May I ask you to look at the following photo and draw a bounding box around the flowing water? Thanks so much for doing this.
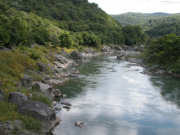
[52,54,180,135]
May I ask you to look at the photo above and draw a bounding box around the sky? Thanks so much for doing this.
[88,0,180,14]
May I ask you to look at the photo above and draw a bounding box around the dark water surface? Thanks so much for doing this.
[52,54,180,135]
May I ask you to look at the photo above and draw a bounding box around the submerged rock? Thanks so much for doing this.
[63,106,71,110]
[51,89,61,97]
[61,102,71,106]
[52,101,57,107]
[63,94,67,98]
[74,121,84,127]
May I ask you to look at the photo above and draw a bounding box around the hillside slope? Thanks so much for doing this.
[1,0,125,47]
[111,12,170,26]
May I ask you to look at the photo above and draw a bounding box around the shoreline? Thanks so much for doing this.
[0,45,122,134]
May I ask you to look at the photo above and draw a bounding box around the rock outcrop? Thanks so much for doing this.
[70,51,84,60]
[21,74,33,88]
[17,100,56,133]
[0,88,4,101]
[8,92,28,105]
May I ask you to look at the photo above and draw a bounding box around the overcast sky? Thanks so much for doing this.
[88,0,180,14]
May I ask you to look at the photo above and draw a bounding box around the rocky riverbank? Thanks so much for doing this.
[116,45,180,77]
[0,45,122,134]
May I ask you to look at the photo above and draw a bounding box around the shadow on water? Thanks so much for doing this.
[149,75,180,108]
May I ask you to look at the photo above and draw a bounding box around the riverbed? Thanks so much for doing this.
[52,54,180,135]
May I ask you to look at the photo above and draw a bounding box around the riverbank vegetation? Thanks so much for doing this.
[1,0,179,133]
[140,33,180,73]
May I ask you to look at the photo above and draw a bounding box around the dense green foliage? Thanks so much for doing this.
[0,0,127,48]
[122,25,147,45]
[111,12,171,26]
[141,34,180,73]
[141,15,180,31]
[146,21,180,37]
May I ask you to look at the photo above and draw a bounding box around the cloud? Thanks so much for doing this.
[161,1,180,4]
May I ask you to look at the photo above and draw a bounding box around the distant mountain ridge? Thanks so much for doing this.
[111,12,179,26]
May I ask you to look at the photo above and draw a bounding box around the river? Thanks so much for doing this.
[52,54,180,135]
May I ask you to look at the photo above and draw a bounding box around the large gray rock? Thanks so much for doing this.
[116,54,124,60]
[17,100,56,133]
[127,58,144,64]
[51,89,61,97]
[70,51,84,60]
[53,61,66,68]
[101,46,112,52]
[32,82,53,100]
[8,92,28,105]
[33,82,52,92]
[114,45,123,51]
[0,88,4,101]
[37,62,49,72]
[21,74,33,88]
[43,78,65,85]
[67,67,80,74]
[54,55,69,65]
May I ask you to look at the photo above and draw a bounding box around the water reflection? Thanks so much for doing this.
[149,76,180,108]
[52,54,180,135]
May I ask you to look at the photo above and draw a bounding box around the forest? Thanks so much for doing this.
[0,0,148,50]
[111,12,171,26]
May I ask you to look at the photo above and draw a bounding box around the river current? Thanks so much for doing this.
[52,54,180,135]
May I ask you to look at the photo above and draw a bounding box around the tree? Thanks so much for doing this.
[59,32,73,48]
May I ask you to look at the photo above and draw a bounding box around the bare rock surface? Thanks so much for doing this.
[8,92,28,105]
[21,74,33,88]
[17,100,56,133]
[0,88,4,101]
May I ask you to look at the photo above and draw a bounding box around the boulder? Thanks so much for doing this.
[0,88,4,101]
[54,55,69,65]
[101,46,112,52]
[8,92,28,105]
[63,106,71,110]
[21,74,33,88]
[54,106,61,111]
[52,101,57,107]
[63,94,67,98]
[43,78,65,85]
[116,54,124,60]
[70,74,78,77]
[67,68,80,74]
[53,61,66,68]
[61,102,71,106]
[155,70,166,74]
[167,70,172,74]
[52,89,61,97]
[149,65,159,70]
[74,121,84,127]
[114,46,123,51]
[17,100,56,133]
[33,82,52,92]
[70,51,84,60]
[127,58,144,64]
[37,62,49,72]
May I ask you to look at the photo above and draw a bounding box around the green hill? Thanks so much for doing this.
[0,0,126,49]
[141,14,180,31]
[111,12,170,26]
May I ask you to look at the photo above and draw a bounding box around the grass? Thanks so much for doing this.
[32,94,51,106]
[0,102,42,132]
[0,46,58,132]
